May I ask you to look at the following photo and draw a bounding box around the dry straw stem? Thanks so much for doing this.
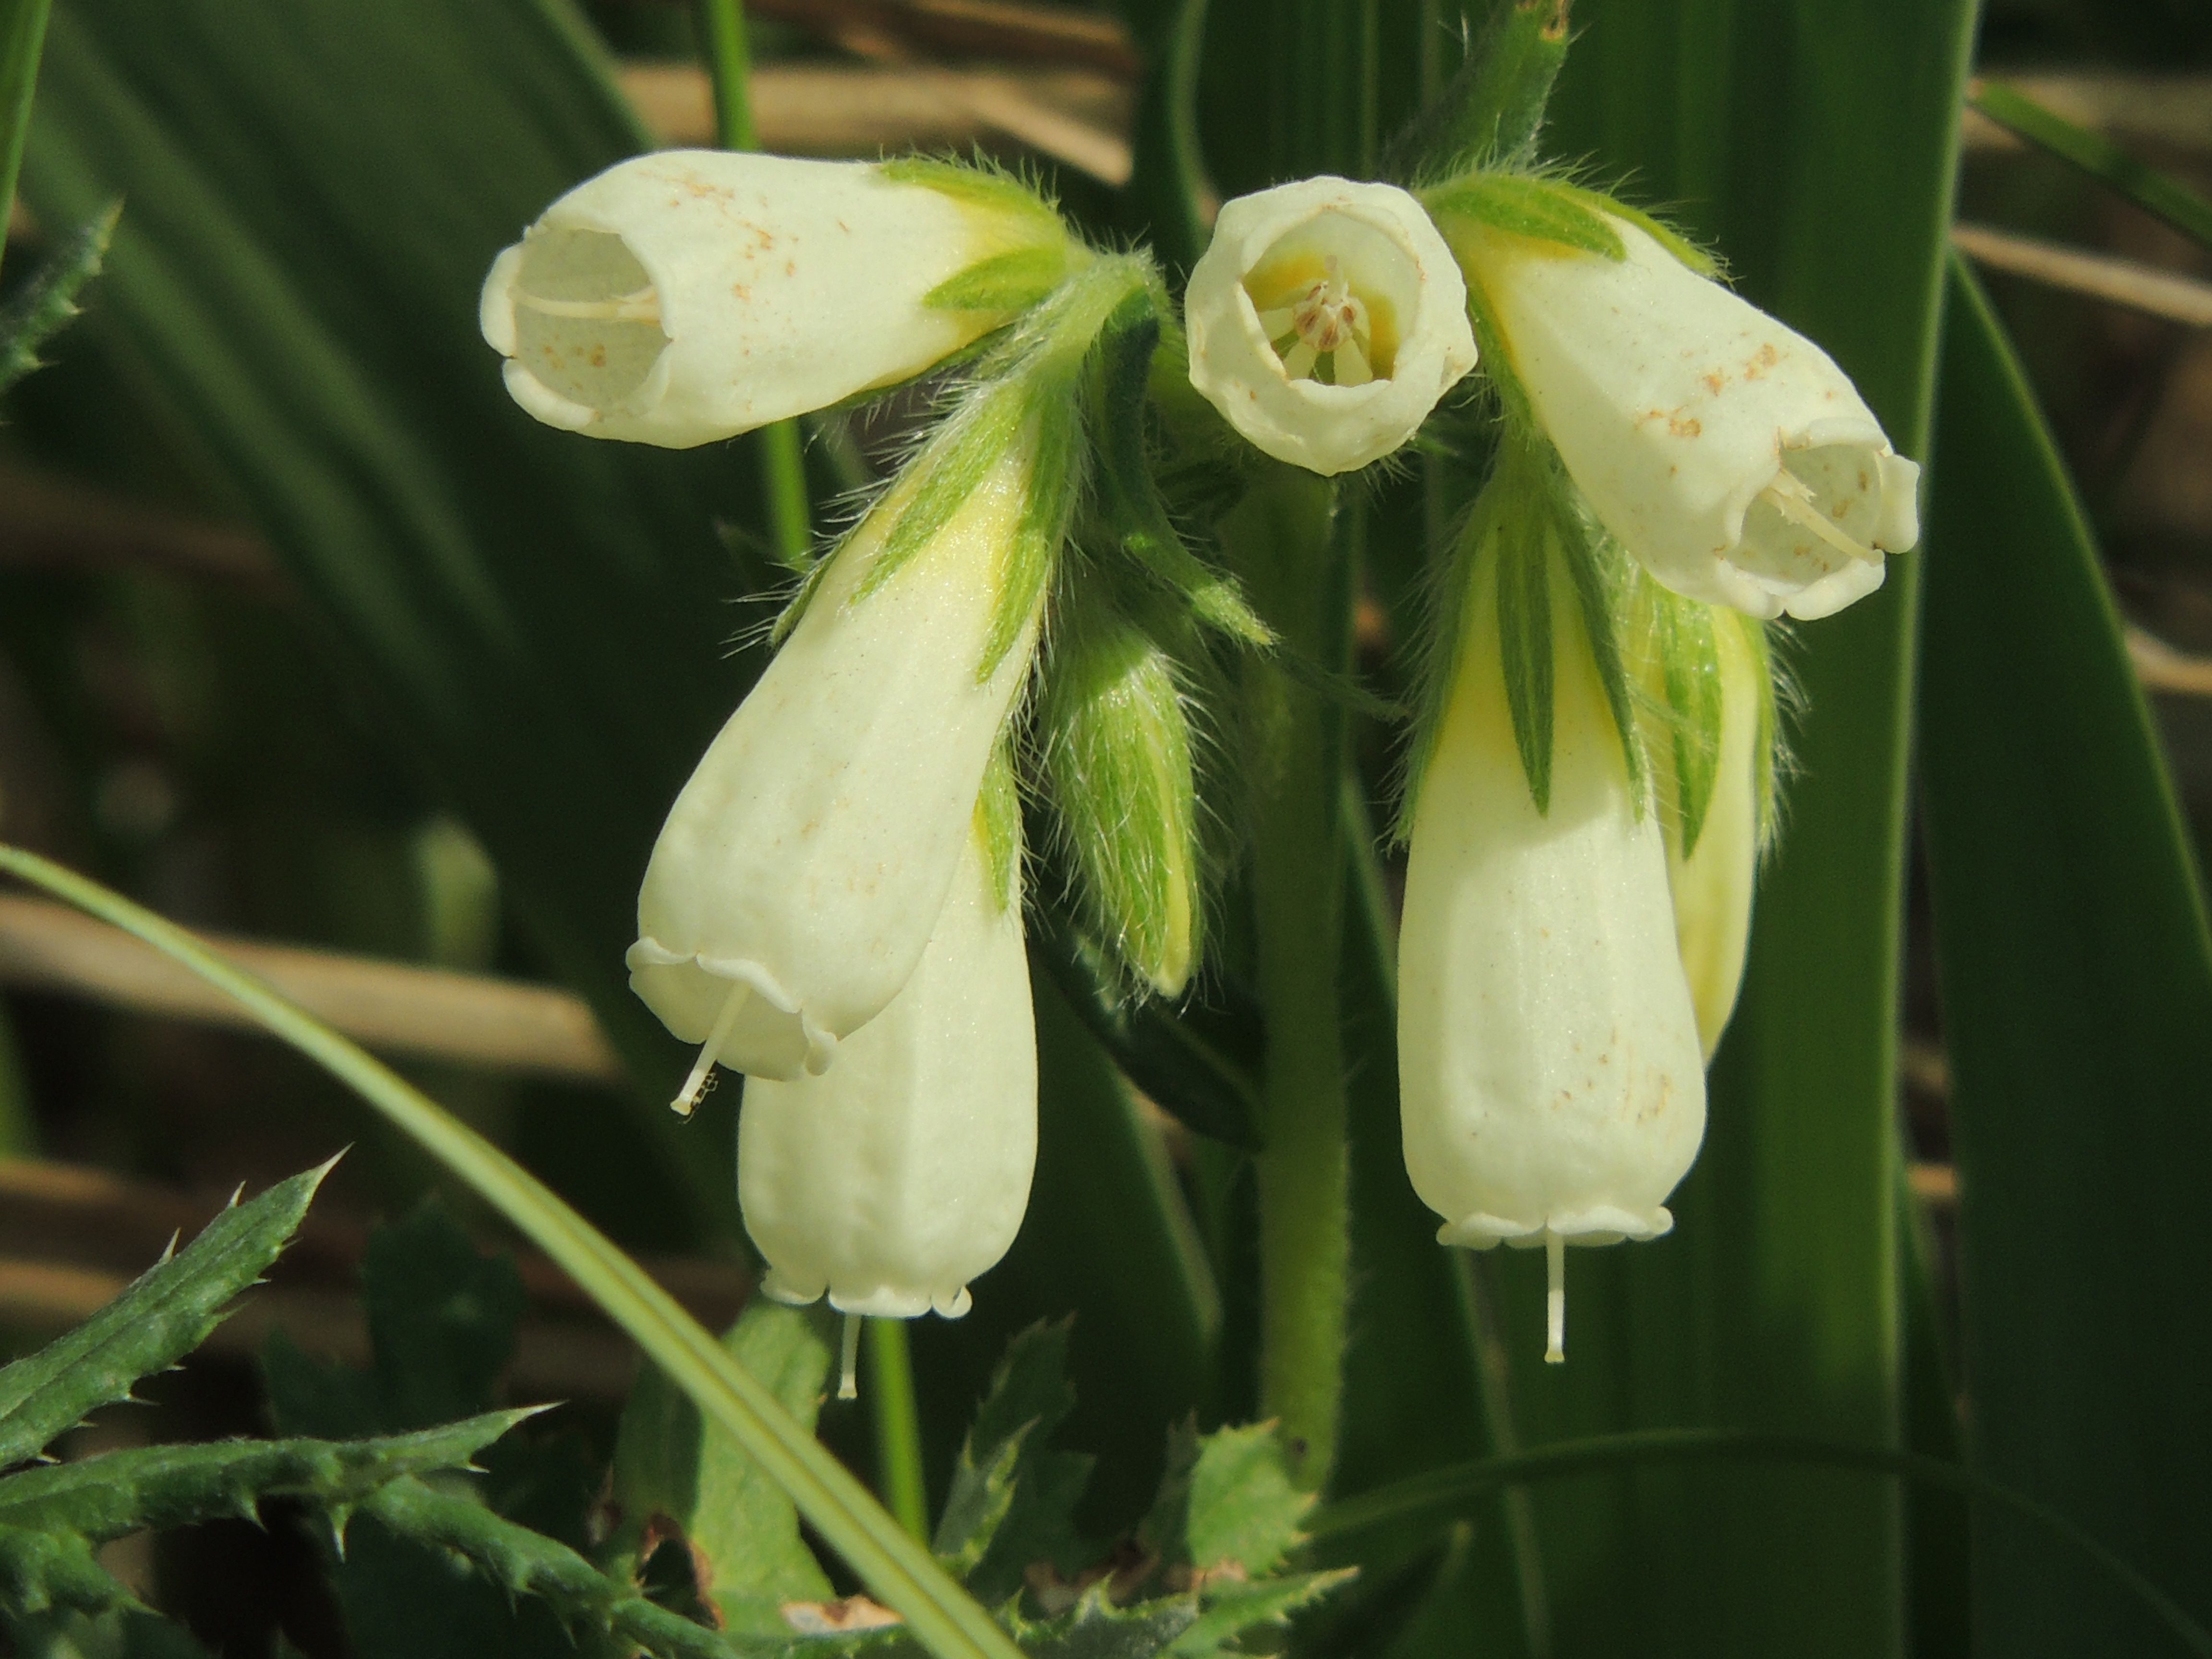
[1952,222,2212,329]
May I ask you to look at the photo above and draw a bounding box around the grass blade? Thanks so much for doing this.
[1971,80,2212,254]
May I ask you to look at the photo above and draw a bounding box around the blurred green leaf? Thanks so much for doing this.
[19,0,768,1241]
[0,1159,330,1467]
[0,0,51,282]
[1918,259,2212,1657]
[606,1298,838,1635]
[1971,80,2212,253]
[934,1320,1090,1600]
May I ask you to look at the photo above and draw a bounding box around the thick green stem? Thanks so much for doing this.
[695,0,811,569]
[867,1318,930,1542]
[1223,466,1354,1490]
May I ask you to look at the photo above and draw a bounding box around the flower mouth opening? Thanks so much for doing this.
[509,228,671,412]
[1242,211,1410,386]
[1737,441,1887,585]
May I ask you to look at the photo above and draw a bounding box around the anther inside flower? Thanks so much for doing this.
[1250,251,1399,387]
[1186,177,1475,475]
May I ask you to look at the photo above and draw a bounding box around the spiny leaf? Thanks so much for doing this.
[0,198,116,395]
[1166,1568,1354,1657]
[934,1321,1092,1602]
[0,1412,533,1540]
[1179,1425,1310,1579]
[0,1521,120,1619]
[604,1298,836,1636]
[0,1159,333,1468]
[1006,1584,1198,1659]
[360,1476,770,1659]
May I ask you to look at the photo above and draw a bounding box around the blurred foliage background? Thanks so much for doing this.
[3,0,2211,1655]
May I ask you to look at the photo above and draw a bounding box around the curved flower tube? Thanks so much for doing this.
[1185,177,1478,476]
[1398,541,1706,1359]
[737,824,1036,1319]
[481,151,1058,447]
[1450,212,1921,620]
[625,437,1042,1086]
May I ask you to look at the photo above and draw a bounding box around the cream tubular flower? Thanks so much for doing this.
[1185,177,1478,475]
[737,822,1036,1319]
[625,431,1042,1087]
[1453,213,1920,620]
[1398,535,1706,1362]
[481,151,1059,447]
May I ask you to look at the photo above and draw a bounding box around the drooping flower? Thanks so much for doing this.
[625,408,1047,1091]
[1437,203,1920,620]
[481,151,1069,447]
[1397,460,1706,1362]
[737,813,1036,1320]
[1185,177,1478,476]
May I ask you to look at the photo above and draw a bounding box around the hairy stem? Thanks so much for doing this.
[1223,466,1354,1490]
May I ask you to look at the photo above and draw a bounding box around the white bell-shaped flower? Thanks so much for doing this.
[625,438,1041,1086]
[1455,213,1921,620]
[1185,177,1478,476]
[481,151,1056,447]
[1398,543,1706,1361]
[738,823,1036,1319]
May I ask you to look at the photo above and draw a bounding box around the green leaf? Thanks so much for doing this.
[605,1298,837,1635]
[1010,1586,1198,1659]
[1970,80,2212,254]
[1180,1424,1309,1578]
[0,1412,531,1539]
[1494,503,1554,814]
[362,1202,527,1431]
[1167,1569,1353,1657]
[1918,260,2212,1655]
[0,197,113,394]
[360,1476,765,1659]
[0,1522,116,1619]
[0,1159,332,1468]
[934,1321,1091,1602]
[0,844,1027,1659]
[1421,174,1625,262]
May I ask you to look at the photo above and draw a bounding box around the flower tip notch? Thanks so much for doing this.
[1185,176,1478,475]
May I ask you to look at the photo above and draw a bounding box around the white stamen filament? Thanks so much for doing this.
[1760,466,1880,565]
[514,284,662,325]
[838,1312,863,1401]
[671,981,752,1117]
[1545,1231,1567,1365]
[1255,255,1375,387]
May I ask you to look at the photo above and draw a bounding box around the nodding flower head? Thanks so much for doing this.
[1185,177,1478,476]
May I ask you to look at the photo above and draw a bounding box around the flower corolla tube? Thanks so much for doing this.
[1398,534,1707,1363]
[481,151,1057,447]
[1451,213,1921,621]
[625,432,1043,1088]
[737,820,1037,1320]
[1185,177,1478,476]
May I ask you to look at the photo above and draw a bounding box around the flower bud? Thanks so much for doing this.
[1398,497,1705,1358]
[481,151,1065,447]
[625,411,1047,1086]
[1185,177,1478,476]
[1444,210,1920,620]
[738,821,1036,1319]
[1036,583,1205,999]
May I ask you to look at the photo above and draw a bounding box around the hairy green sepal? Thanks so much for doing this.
[1422,174,1624,261]
[926,245,1075,314]
[1383,0,1569,180]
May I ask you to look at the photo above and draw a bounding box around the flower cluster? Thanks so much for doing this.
[487,119,1912,1359]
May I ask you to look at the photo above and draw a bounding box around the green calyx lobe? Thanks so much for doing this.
[1401,437,1645,829]
[1382,0,1569,181]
